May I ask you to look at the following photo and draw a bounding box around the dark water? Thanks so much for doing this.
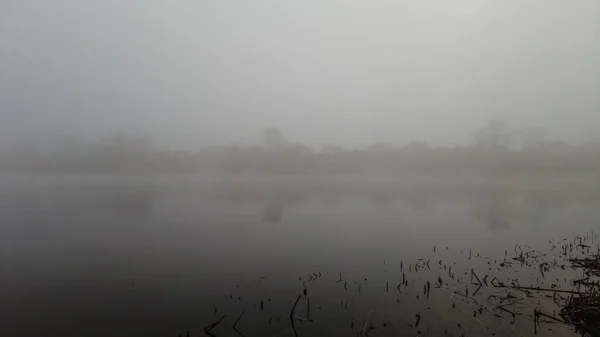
[1,175,599,336]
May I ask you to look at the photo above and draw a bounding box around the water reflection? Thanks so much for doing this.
[216,183,600,232]
[1,176,598,337]
[262,202,284,223]
[468,188,512,232]
[261,191,307,223]
[2,178,598,232]
[0,186,156,221]
[98,188,155,219]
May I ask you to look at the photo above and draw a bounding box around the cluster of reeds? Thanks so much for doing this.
[560,287,600,337]
[558,254,600,336]
[570,255,600,277]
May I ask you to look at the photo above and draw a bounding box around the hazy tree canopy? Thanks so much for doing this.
[263,127,286,150]
[98,133,155,156]
[473,120,514,151]
[514,127,547,149]
[321,144,346,154]
[404,141,428,151]
[1,122,600,175]
[368,143,394,153]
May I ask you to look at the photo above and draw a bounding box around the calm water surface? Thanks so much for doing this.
[1,175,599,336]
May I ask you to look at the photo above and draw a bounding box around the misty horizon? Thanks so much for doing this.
[2,0,600,150]
[3,120,600,155]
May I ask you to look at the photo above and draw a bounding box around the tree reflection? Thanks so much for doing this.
[260,191,307,224]
[262,201,284,223]
[469,188,511,232]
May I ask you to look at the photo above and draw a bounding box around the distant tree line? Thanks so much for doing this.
[1,121,600,175]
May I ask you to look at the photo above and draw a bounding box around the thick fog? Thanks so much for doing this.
[3,3,600,336]
[1,0,599,150]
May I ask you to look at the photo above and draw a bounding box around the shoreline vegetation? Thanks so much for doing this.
[2,121,600,175]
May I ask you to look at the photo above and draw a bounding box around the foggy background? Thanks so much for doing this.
[2,2,600,336]
[1,0,599,151]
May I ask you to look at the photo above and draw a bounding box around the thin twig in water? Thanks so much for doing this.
[537,310,565,324]
[534,309,538,335]
[493,284,582,294]
[471,269,483,286]
[473,284,483,296]
[496,305,516,324]
[289,293,302,337]
[204,314,227,336]
[294,316,314,322]
[233,311,245,337]
[414,314,421,327]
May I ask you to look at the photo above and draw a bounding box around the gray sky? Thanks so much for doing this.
[1,0,599,150]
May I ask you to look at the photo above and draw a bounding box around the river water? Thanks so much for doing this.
[1,175,598,336]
